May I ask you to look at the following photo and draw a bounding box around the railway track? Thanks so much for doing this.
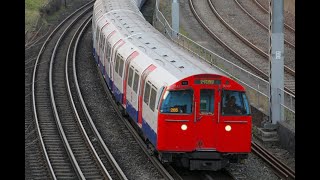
[189,0,295,95]
[31,1,128,179]
[252,141,295,179]
[32,3,94,178]
[235,0,295,49]
[208,0,295,72]
[253,0,295,33]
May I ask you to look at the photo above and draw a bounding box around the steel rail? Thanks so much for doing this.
[66,13,115,179]
[189,0,295,95]
[49,5,95,179]
[234,0,295,49]
[207,0,295,77]
[31,1,94,179]
[253,0,295,33]
[252,141,295,179]
[71,16,128,180]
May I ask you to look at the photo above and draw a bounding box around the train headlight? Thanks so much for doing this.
[225,125,231,132]
[181,124,187,131]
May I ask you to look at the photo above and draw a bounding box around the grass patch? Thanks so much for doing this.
[45,6,66,22]
[179,26,189,37]
[25,0,48,31]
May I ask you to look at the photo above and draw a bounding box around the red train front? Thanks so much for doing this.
[157,74,251,171]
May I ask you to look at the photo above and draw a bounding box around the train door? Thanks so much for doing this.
[104,31,116,86]
[110,39,125,90]
[126,67,140,122]
[97,24,107,59]
[123,51,139,107]
[193,85,221,150]
[138,64,157,127]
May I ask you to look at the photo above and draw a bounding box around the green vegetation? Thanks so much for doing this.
[25,0,48,31]
[179,26,189,37]
[159,0,172,25]
[252,125,258,136]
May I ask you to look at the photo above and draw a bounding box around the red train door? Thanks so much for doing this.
[193,86,220,150]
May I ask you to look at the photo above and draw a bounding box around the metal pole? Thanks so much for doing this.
[269,0,284,125]
[172,0,179,38]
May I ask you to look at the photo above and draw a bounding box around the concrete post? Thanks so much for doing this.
[172,0,179,38]
[269,0,284,125]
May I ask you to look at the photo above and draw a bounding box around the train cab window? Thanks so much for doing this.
[160,90,193,114]
[200,89,214,114]
[133,72,140,93]
[149,88,157,111]
[127,67,134,87]
[144,83,151,105]
[222,90,250,116]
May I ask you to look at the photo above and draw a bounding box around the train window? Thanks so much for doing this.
[104,40,109,62]
[127,67,134,87]
[221,90,250,116]
[103,35,106,47]
[144,83,151,105]
[115,55,120,73]
[200,89,214,114]
[160,90,193,114]
[119,58,124,78]
[107,44,111,62]
[102,36,106,58]
[149,88,157,111]
[96,27,100,42]
[133,72,139,93]
[99,33,104,48]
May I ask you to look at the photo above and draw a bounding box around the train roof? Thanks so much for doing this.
[94,0,226,81]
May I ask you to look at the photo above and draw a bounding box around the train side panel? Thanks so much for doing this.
[141,69,176,147]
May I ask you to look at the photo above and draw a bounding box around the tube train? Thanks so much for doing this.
[92,0,251,171]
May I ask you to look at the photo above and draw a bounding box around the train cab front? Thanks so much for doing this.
[157,74,252,171]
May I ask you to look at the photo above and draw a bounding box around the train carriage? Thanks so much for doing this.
[92,0,252,171]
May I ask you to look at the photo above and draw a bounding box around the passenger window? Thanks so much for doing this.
[115,55,120,73]
[133,72,139,93]
[107,45,111,62]
[96,27,100,42]
[105,43,108,61]
[99,33,104,48]
[200,89,214,114]
[119,58,124,78]
[102,37,105,51]
[127,67,134,87]
[149,88,157,111]
[144,83,151,105]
